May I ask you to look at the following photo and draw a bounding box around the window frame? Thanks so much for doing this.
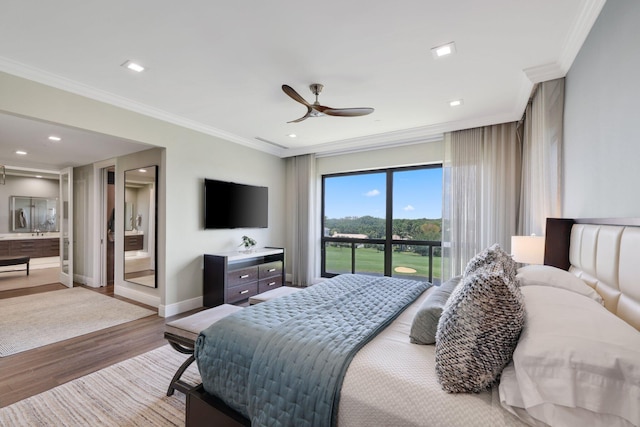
[320,164,442,281]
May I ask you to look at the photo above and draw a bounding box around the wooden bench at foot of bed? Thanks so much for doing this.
[0,256,30,275]
[164,304,243,396]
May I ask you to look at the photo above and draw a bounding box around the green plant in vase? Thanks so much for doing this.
[239,235,257,253]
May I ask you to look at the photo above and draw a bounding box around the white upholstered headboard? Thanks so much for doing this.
[567,223,640,331]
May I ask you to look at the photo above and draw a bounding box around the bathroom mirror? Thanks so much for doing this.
[123,165,157,288]
[11,196,59,232]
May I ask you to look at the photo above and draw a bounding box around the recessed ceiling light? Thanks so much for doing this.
[121,60,145,73]
[48,136,61,141]
[449,99,464,107]
[431,42,456,59]
[288,134,297,138]
[16,150,27,155]
[35,175,43,179]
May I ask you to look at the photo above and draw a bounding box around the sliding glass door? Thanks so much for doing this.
[321,165,443,284]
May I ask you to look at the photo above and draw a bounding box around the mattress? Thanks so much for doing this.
[337,286,526,427]
[195,274,430,426]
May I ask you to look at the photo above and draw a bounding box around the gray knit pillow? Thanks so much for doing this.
[409,276,461,345]
[435,269,524,393]
[463,243,517,279]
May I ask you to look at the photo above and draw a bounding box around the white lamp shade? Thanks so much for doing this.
[511,235,545,264]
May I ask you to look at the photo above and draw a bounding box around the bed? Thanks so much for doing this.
[190,218,640,427]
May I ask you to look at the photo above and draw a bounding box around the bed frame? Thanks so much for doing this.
[186,217,640,426]
[545,217,640,330]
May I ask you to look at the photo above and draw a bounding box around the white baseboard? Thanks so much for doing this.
[159,296,203,318]
[73,273,100,287]
[114,284,161,310]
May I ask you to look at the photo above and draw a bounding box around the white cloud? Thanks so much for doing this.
[403,205,415,211]
[365,189,380,197]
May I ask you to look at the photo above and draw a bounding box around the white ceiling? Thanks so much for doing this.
[0,0,605,171]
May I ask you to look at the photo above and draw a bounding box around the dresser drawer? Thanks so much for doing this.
[227,265,258,287]
[259,261,282,279]
[38,238,60,257]
[0,241,10,256]
[124,235,144,251]
[226,281,258,304]
[11,240,37,255]
[258,276,283,294]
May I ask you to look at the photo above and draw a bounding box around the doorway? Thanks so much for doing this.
[106,168,115,285]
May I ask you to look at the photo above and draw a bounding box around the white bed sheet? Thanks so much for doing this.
[338,286,527,427]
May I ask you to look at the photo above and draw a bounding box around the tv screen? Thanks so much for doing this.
[204,179,268,229]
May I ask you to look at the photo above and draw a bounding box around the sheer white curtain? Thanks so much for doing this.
[518,78,564,236]
[442,123,522,278]
[285,154,318,287]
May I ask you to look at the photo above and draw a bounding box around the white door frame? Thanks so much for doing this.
[59,167,73,287]
[93,159,116,287]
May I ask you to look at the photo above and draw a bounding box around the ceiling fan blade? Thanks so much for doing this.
[282,84,311,106]
[287,106,313,123]
[319,107,375,117]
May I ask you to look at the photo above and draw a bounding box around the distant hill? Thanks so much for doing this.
[325,216,441,241]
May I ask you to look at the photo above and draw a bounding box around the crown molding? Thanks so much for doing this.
[558,0,607,73]
[524,0,605,84]
[0,0,605,161]
[0,58,282,157]
[283,110,522,158]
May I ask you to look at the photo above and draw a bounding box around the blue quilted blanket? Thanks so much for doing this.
[194,274,429,427]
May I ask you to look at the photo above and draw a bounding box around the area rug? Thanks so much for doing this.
[0,267,61,292]
[0,287,155,357]
[0,345,201,426]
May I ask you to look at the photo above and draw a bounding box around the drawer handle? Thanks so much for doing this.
[239,274,250,279]
[268,268,276,272]
[268,282,276,286]
[240,289,249,295]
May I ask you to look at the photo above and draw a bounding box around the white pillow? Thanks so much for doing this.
[499,285,640,427]
[516,264,603,305]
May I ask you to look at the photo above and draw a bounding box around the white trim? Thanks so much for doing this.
[558,0,607,74]
[73,273,98,287]
[114,284,161,310]
[159,296,203,318]
[0,1,603,160]
[92,159,116,289]
[0,57,281,157]
[524,63,566,84]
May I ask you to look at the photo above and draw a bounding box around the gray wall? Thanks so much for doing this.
[563,0,640,217]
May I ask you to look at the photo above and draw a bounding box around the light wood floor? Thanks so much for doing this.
[0,282,199,408]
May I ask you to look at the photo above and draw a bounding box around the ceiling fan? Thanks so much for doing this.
[281,83,374,123]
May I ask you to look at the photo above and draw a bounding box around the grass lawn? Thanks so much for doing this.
[325,245,441,281]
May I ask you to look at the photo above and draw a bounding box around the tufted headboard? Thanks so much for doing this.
[545,218,640,330]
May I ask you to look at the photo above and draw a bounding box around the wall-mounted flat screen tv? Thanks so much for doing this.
[204,179,268,229]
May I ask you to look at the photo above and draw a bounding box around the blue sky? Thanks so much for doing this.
[324,168,442,219]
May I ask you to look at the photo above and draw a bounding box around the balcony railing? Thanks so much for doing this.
[321,236,442,284]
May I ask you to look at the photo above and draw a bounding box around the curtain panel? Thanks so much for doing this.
[442,123,522,278]
[518,78,564,236]
[285,154,317,286]
[442,78,564,279]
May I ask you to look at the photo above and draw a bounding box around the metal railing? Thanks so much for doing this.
[321,236,442,283]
